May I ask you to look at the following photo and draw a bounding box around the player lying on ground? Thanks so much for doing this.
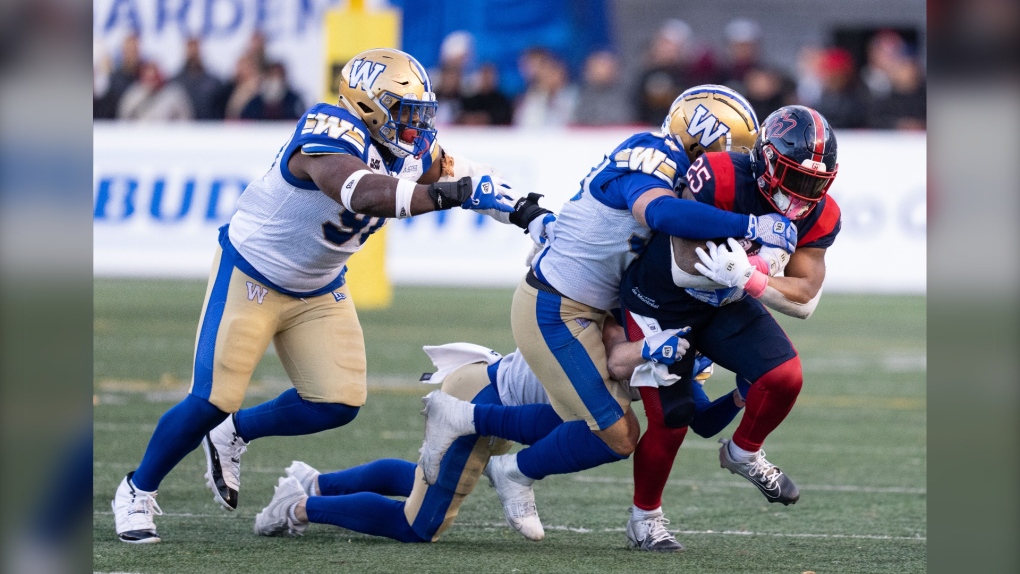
[617,104,841,551]
[112,48,552,544]
[418,85,784,543]
[251,317,700,542]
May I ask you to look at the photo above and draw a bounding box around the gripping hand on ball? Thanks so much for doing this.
[694,238,770,298]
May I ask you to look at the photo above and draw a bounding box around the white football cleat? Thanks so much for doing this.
[483,454,544,541]
[254,476,309,537]
[626,507,684,552]
[203,414,248,510]
[418,390,475,485]
[285,461,321,497]
[112,473,163,544]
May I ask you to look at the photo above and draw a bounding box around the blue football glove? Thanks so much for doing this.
[746,213,797,253]
[692,353,714,381]
[461,174,516,223]
[640,327,691,366]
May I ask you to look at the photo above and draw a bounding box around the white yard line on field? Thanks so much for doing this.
[92,511,925,542]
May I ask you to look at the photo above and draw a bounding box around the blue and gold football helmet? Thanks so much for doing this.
[338,48,437,158]
[661,84,760,162]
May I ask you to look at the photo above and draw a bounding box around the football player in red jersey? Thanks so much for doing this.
[619,104,840,551]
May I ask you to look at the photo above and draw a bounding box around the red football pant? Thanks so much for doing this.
[732,355,803,452]
[632,385,688,511]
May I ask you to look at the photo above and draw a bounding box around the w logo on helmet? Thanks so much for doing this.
[686,104,731,148]
[347,59,387,90]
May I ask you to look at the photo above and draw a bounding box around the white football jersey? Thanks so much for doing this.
[533,131,691,311]
[227,102,436,296]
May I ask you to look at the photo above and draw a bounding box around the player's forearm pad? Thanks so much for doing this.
[427,177,473,210]
[644,196,749,240]
[509,193,552,230]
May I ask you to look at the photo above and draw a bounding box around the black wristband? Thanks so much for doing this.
[426,177,473,211]
[509,192,552,230]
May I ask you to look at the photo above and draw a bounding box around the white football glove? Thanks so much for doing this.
[523,214,556,266]
[756,244,791,276]
[694,238,756,289]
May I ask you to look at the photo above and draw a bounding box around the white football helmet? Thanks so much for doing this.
[337,48,437,158]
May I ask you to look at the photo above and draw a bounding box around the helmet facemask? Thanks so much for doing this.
[377,92,437,159]
[337,49,438,159]
[758,144,837,220]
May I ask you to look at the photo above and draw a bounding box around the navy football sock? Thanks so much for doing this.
[132,394,228,491]
[516,420,625,480]
[473,403,563,445]
[305,493,426,543]
[317,459,416,498]
[234,388,359,442]
[690,392,743,438]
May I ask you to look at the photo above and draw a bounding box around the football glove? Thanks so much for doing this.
[527,212,556,246]
[640,327,691,366]
[745,213,797,253]
[755,244,791,276]
[510,193,554,232]
[426,175,515,221]
[694,238,769,298]
[462,174,516,223]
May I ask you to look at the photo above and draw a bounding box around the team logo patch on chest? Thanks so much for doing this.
[246,282,268,304]
[370,158,381,170]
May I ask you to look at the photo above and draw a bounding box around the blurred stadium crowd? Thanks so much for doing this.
[92,17,925,130]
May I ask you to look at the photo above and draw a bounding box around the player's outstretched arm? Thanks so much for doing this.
[288,151,511,220]
[631,189,797,253]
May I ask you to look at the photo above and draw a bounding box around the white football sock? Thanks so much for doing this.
[728,439,757,462]
[631,506,663,520]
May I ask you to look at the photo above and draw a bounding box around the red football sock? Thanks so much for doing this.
[632,386,688,511]
[732,355,803,452]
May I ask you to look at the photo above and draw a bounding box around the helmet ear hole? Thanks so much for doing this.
[357,102,374,114]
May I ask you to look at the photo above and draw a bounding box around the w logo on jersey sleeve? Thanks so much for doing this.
[686,104,731,148]
[347,59,387,90]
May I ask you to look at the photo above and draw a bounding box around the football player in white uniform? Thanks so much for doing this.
[250,316,691,543]
[112,48,550,544]
[418,85,796,538]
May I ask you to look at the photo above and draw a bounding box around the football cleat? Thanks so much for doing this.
[626,507,684,552]
[254,476,309,537]
[203,414,248,511]
[719,438,800,505]
[418,390,475,485]
[483,454,544,541]
[285,461,321,497]
[112,472,163,544]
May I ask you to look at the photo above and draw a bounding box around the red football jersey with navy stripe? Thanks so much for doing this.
[686,151,840,249]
